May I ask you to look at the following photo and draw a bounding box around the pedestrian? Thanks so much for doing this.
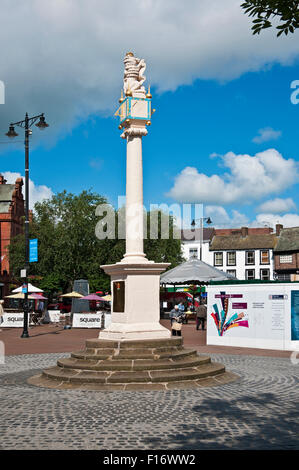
[169,305,179,326]
[171,315,182,336]
[195,301,207,330]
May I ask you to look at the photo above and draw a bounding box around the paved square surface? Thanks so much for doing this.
[0,322,298,450]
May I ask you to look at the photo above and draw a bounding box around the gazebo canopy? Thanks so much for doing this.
[12,283,43,293]
[160,258,235,285]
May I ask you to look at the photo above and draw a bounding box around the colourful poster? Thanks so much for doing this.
[211,291,249,336]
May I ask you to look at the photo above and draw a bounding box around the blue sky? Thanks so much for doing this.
[1,1,299,230]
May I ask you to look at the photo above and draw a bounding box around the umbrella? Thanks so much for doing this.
[6,292,36,300]
[12,283,43,293]
[102,295,112,301]
[79,293,106,301]
[60,291,83,298]
[30,293,48,300]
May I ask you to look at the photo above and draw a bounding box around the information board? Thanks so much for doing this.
[207,283,299,351]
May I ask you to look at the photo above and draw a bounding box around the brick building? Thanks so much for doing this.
[0,174,25,298]
[274,226,299,281]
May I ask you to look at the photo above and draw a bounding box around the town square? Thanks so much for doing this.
[0,0,299,462]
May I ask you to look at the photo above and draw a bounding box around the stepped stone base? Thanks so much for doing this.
[28,337,239,391]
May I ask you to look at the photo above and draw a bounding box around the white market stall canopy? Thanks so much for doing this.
[160,258,236,285]
[12,283,43,293]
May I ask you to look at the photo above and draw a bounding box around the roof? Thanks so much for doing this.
[181,227,215,242]
[210,233,277,251]
[215,227,273,235]
[160,258,235,284]
[274,227,299,252]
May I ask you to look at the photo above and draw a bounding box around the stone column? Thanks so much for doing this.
[99,52,171,340]
[121,127,148,264]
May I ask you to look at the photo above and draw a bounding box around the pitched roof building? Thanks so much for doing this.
[209,226,280,281]
[0,174,25,298]
[181,227,215,263]
[274,226,299,281]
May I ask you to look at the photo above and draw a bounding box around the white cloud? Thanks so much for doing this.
[257,198,296,214]
[253,213,299,229]
[2,171,53,209]
[0,0,299,142]
[166,149,298,204]
[204,205,249,228]
[193,204,299,229]
[252,127,282,144]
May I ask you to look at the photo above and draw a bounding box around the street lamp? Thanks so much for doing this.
[191,217,212,261]
[5,112,49,338]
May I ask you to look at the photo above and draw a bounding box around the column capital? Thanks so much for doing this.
[121,126,148,139]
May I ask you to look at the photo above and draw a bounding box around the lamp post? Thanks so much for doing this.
[191,217,212,261]
[5,113,49,338]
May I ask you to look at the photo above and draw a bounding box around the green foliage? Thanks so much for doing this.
[9,191,183,295]
[241,0,299,36]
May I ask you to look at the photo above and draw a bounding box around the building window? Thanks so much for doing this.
[227,269,236,278]
[189,248,198,259]
[260,250,270,264]
[280,255,293,264]
[260,268,270,280]
[245,269,255,280]
[245,251,255,265]
[214,252,223,266]
[275,273,291,281]
[227,251,236,266]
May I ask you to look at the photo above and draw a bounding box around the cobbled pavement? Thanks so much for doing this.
[0,352,298,450]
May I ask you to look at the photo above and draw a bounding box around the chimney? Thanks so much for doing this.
[241,227,248,238]
[276,224,283,236]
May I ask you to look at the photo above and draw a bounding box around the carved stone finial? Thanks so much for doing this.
[123,52,146,98]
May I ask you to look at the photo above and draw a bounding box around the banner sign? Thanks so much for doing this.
[29,239,38,262]
[1,313,28,328]
[72,313,102,328]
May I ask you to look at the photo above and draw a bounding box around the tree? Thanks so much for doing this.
[9,191,183,297]
[241,1,299,36]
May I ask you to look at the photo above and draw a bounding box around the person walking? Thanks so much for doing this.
[195,301,207,330]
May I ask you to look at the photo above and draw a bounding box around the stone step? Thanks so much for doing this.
[85,337,183,350]
[57,354,211,372]
[132,355,211,371]
[149,363,225,383]
[42,361,225,385]
[84,345,184,355]
[71,347,196,361]
[71,351,114,360]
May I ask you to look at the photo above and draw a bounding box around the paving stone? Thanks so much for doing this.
[0,352,298,450]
